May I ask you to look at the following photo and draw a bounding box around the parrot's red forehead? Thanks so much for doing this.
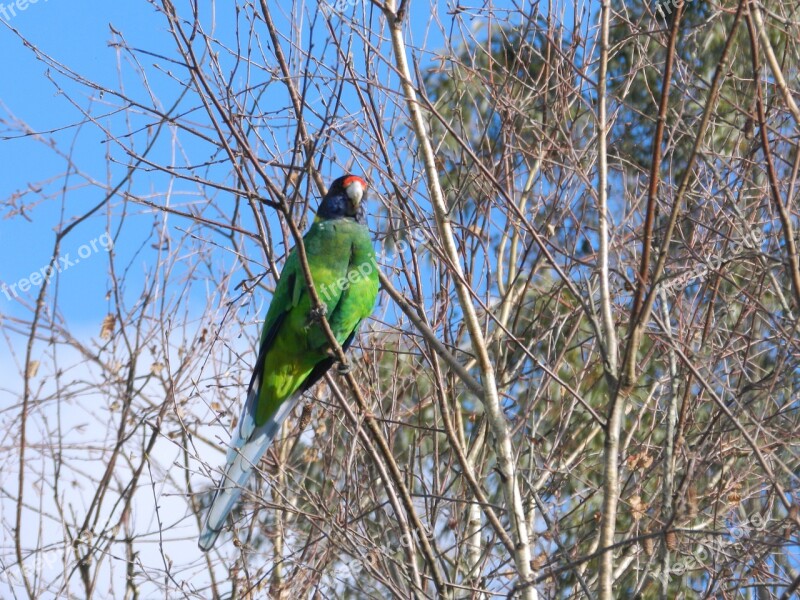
[343,175,367,189]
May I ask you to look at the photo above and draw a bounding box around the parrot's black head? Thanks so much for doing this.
[317,174,368,224]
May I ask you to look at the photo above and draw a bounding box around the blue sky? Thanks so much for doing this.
[0,0,456,322]
[1,2,174,320]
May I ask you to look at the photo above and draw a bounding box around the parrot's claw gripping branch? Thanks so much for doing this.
[309,304,328,322]
[336,362,352,375]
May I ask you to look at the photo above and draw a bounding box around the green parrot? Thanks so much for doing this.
[199,174,379,550]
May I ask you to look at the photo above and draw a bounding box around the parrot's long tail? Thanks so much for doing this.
[198,389,301,551]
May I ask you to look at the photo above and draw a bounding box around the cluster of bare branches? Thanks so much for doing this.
[1,0,799,598]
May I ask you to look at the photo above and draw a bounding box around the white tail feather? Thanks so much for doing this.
[198,392,301,551]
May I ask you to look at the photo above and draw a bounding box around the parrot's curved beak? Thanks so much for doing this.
[344,176,366,206]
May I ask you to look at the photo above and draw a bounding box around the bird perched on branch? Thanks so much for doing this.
[199,174,379,550]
